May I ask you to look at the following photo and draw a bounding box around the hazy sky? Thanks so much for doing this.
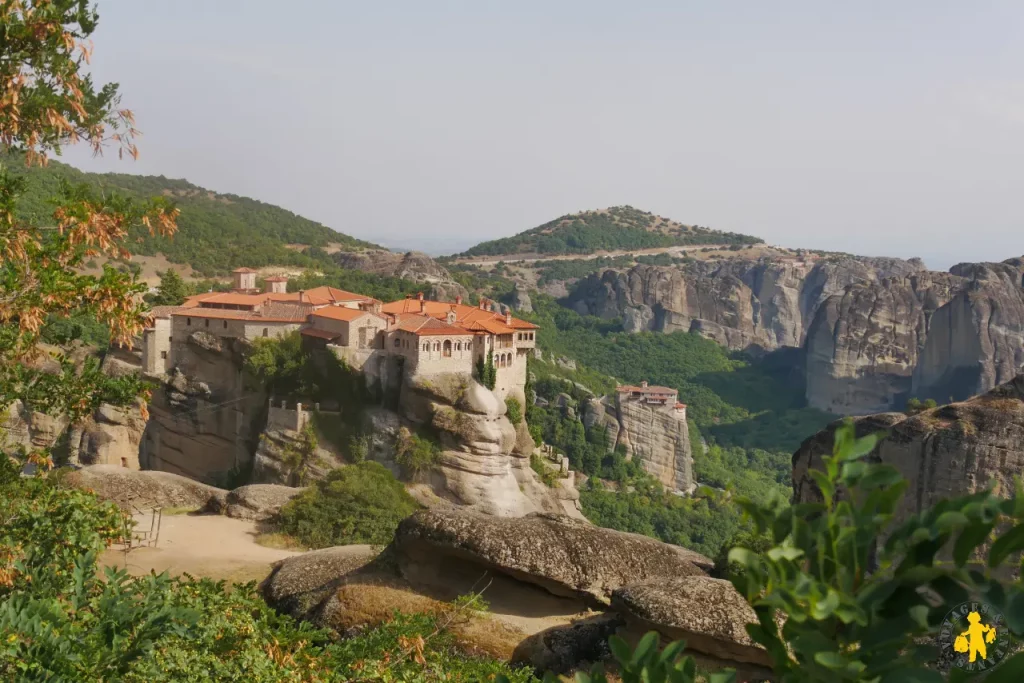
[64,1,1024,268]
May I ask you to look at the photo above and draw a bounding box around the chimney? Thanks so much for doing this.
[405,293,412,299]
[641,381,648,388]
[455,295,462,305]
[417,292,424,301]
[420,299,426,313]
[479,298,486,310]
[299,290,305,302]
[505,311,512,326]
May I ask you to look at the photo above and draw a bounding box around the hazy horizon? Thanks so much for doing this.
[61,1,1024,270]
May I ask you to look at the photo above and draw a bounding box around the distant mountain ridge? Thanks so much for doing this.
[1,153,378,276]
[458,205,763,258]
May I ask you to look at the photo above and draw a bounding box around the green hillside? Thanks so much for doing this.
[1,153,377,276]
[459,205,762,258]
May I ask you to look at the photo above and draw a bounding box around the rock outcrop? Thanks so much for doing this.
[392,509,708,605]
[74,402,149,469]
[63,464,227,510]
[793,373,1024,527]
[333,249,453,283]
[567,256,925,352]
[217,483,304,521]
[402,374,571,517]
[1,400,68,453]
[804,272,961,414]
[612,577,772,678]
[140,335,266,482]
[584,396,693,492]
[913,259,1024,403]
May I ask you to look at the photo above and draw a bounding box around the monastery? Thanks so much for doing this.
[142,268,538,399]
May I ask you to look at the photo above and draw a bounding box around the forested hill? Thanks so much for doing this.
[458,205,763,258]
[1,153,377,276]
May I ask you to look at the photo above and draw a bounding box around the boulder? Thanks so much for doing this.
[612,576,772,675]
[392,509,707,605]
[261,545,380,620]
[63,464,226,511]
[511,614,624,675]
[222,484,304,522]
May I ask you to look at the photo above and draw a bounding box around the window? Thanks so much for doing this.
[262,328,269,337]
[394,338,401,348]
[423,343,429,352]
[169,336,173,343]
[205,319,210,328]
[443,340,452,357]
[223,320,228,329]
[456,342,461,351]
[186,318,191,326]
[160,351,167,359]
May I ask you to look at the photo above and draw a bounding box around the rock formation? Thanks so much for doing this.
[913,259,1024,403]
[392,509,709,605]
[215,483,305,522]
[793,373,1024,527]
[567,256,924,352]
[612,577,772,678]
[63,464,228,510]
[583,395,693,492]
[401,374,573,517]
[804,272,961,414]
[333,248,469,301]
[140,334,266,482]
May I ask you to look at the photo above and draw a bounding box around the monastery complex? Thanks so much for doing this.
[142,268,538,399]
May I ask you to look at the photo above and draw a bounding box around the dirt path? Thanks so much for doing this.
[100,513,306,584]
[455,242,782,267]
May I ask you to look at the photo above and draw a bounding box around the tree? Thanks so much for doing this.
[0,0,178,430]
[150,269,189,306]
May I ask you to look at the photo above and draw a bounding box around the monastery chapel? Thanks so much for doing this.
[142,268,538,399]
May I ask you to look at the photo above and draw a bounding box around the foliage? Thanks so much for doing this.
[460,205,762,257]
[278,423,321,487]
[38,310,110,346]
[530,453,559,488]
[534,255,634,286]
[395,428,442,479]
[505,396,523,424]
[580,481,748,558]
[0,0,178,422]
[725,421,1024,681]
[477,350,497,390]
[149,268,190,306]
[906,397,938,415]
[278,461,419,548]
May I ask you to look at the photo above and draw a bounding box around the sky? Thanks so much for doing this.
[63,1,1024,268]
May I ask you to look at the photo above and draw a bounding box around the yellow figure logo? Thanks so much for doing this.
[953,611,997,663]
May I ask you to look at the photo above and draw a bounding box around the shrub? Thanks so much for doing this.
[530,453,558,487]
[505,396,523,424]
[394,428,442,479]
[278,461,419,548]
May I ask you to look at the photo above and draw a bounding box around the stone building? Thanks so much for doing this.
[140,272,539,402]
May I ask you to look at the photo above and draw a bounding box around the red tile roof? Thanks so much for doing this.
[148,306,178,320]
[381,298,538,335]
[311,307,380,322]
[393,314,470,336]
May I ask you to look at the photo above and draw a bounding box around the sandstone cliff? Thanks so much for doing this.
[804,272,961,414]
[567,256,924,352]
[805,258,1024,414]
[792,373,1024,527]
[332,248,468,300]
[584,395,693,492]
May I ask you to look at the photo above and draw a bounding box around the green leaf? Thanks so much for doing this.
[608,635,633,666]
[631,631,659,666]
[879,667,945,683]
[982,651,1024,683]
[1004,590,1024,636]
[813,650,849,669]
[955,522,995,566]
[989,523,1024,567]
[936,510,970,532]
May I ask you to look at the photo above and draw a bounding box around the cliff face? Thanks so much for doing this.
[140,332,266,482]
[567,256,924,353]
[584,396,694,492]
[913,260,1024,403]
[793,374,1024,529]
[804,272,961,414]
[333,248,468,301]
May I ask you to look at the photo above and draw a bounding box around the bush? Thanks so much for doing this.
[530,453,558,487]
[394,429,442,479]
[505,396,523,424]
[278,461,419,548]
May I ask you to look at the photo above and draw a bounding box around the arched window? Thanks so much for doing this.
[262,328,269,337]
[443,340,452,357]
[423,343,429,352]
[434,342,440,352]
[455,342,461,351]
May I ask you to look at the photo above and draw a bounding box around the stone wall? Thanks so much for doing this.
[142,317,172,376]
